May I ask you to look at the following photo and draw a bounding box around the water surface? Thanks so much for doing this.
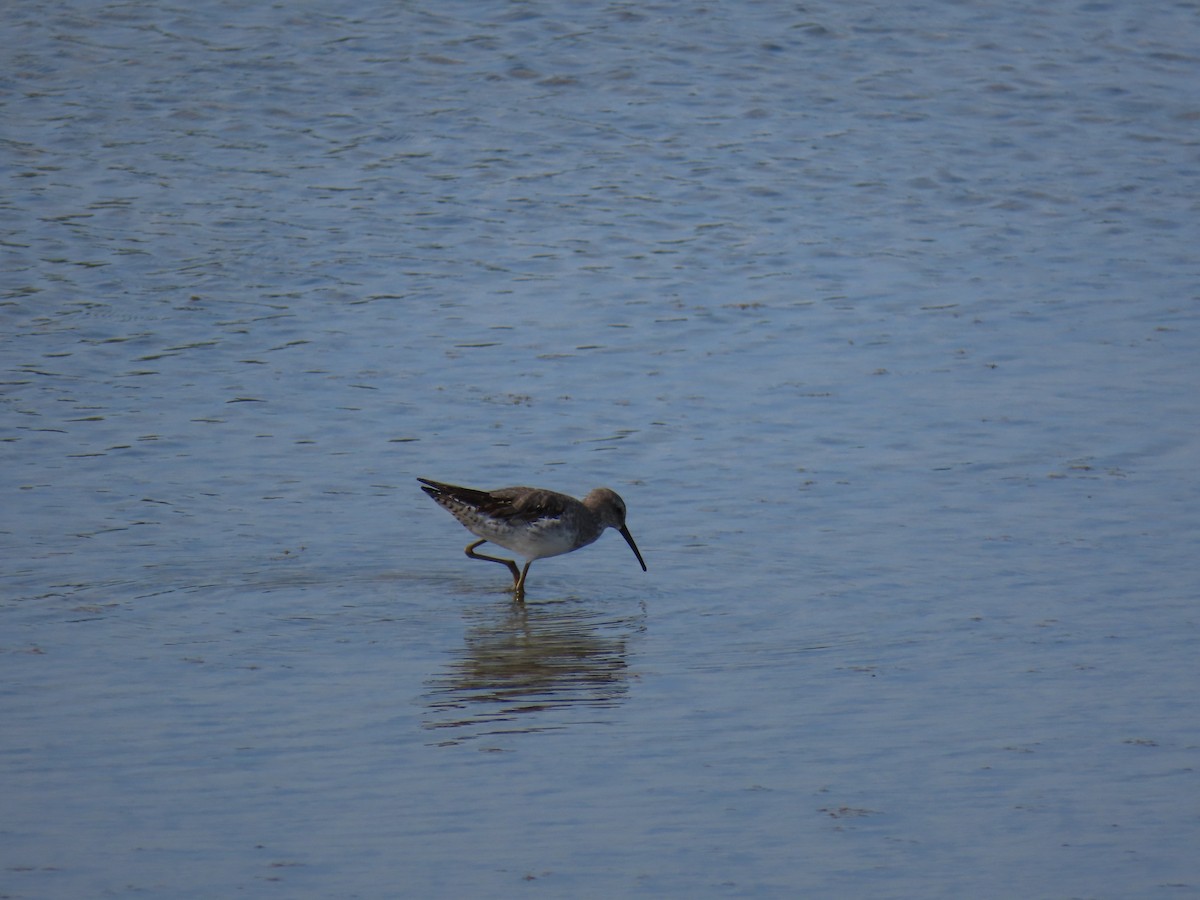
[3,0,1199,896]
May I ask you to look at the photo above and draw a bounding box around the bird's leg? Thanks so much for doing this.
[513,560,534,602]
[465,540,521,584]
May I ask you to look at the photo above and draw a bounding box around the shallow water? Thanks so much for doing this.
[3,0,1199,897]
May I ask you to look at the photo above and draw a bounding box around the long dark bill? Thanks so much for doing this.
[619,525,648,571]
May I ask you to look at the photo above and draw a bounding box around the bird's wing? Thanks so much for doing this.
[419,479,569,525]
[485,488,570,524]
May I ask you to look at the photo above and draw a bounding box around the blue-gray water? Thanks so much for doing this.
[3,1,1198,897]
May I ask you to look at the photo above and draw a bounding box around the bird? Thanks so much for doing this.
[418,478,646,599]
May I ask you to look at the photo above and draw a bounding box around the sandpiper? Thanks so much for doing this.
[418,478,646,599]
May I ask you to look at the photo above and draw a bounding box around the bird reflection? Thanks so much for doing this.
[423,597,644,746]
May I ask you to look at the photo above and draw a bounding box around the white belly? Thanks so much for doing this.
[471,517,591,560]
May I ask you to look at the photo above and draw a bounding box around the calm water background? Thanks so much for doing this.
[3,0,1199,897]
